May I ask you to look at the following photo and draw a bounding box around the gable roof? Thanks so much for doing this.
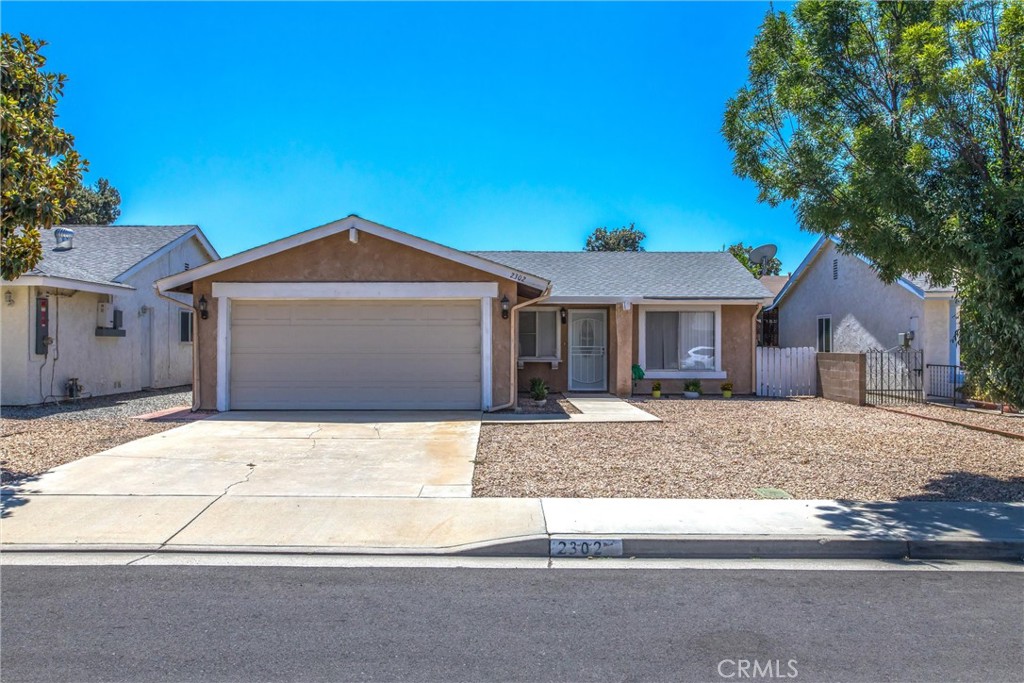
[769,236,955,309]
[473,251,774,300]
[9,225,217,293]
[157,215,551,293]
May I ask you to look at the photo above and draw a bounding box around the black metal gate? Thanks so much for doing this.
[866,348,924,405]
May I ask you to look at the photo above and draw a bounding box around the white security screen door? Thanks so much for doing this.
[568,310,607,391]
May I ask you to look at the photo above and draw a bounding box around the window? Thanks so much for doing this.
[179,310,194,343]
[518,309,558,359]
[817,316,832,352]
[644,310,717,372]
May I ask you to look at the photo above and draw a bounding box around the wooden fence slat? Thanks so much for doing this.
[756,346,816,397]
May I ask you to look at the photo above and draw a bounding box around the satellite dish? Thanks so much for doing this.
[748,244,778,278]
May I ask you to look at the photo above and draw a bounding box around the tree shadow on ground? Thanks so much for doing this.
[816,472,1024,542]
[1,472,42,518]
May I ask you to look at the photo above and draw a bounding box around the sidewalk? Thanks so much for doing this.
[3,494,1020,560]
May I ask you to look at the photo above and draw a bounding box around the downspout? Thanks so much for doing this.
[154,284,202,412]
[751,303,762,395]
[489,284,553,412]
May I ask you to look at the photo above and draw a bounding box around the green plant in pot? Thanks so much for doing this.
[683,379,702,399]
[528,377,549,406]
[651,380,662,399]
[720,381,733,399]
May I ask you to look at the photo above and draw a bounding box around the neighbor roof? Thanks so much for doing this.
[18,225,212,290]
[473,251,774,300]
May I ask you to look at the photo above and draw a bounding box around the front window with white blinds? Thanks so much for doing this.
[518,309,559,359]
[644,310,717,371]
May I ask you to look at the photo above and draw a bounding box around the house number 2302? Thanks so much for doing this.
[508,272,527,283]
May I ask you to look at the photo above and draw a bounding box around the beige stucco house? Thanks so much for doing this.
[156,216,774,411]
[1,225,218,405]
[770,236,959,369]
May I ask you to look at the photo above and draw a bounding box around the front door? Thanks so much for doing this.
[568,309,607,391]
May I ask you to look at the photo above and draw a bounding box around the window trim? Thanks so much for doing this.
[816,315,832,353]
[179,309,194,344]
[517,306,562,366]
[638,305,725,379]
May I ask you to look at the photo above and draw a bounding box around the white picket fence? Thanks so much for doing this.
[756,346,816,397]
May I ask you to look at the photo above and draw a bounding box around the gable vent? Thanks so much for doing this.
[832,258,838,280]
[54,227,75,252]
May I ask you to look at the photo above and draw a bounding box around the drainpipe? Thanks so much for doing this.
[154,284,202,412]
[489,284,553,412]
[751,303,762,394]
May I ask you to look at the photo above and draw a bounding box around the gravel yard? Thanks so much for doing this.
[473,397,1024,501]
[889,403,1024,437]
[1,387,193,483]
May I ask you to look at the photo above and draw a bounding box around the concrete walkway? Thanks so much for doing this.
[484,395,660,424]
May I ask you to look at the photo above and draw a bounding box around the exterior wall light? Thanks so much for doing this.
[198,295,209,320]
[500,295,510,319]
[560,307,568,324]
[4,291,14,306]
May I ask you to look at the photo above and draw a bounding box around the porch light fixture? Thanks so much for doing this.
[198,295,209,320]
[560,307,567,324]
[500,295,510,319]
[4,291,13,307]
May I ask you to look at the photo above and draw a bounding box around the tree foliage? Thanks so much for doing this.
[727,241,783,277]
[64,177,121,225]
[585,223,646,252]
[724,0,1023,405]
[1,33,85,280]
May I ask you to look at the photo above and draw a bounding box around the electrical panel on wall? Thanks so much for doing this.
[35,297,49,355]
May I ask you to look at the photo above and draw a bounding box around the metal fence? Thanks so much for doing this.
[926,364,964,405]
[865,348,924,405]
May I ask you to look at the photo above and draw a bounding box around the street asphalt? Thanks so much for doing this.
[2,565,1021,682]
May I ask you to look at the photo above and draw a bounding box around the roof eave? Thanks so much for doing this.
[8,275,135,295]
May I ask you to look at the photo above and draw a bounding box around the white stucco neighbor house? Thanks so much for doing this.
[1,225,218,406]
[769,236,959,368]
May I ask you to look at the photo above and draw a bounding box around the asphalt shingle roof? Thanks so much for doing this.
[902,273,955,294]
[473,251,774,299]
[26,225,197,287]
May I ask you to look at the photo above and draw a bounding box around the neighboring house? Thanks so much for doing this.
[1,225,219,406]
[769,236,959,368]
[755,275,789,346]
[156,215,773,411]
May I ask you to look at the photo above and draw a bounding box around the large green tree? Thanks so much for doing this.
[585,223,646,251]
[63,177,121,225]
[727,241,783,277]
[724,0,1023,406]
[1,33,85,280]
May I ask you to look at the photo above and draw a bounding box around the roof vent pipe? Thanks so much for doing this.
[54,227,75,251]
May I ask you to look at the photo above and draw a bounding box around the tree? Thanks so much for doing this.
[723,0,1023,406]
[63,177,121,225]
[1,33,85,280]
[727,241,783,277]
[585,223,646,252]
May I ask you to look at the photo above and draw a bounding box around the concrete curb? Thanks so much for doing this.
[3,536,1020,561]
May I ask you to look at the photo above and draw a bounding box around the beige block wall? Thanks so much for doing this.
[192,231,516,410]
[816,352,866,406]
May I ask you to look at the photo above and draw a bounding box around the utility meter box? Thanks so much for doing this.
[97,302,114,328]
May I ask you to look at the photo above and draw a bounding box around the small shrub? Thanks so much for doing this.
[652,381,662,392]
[720,381,734,392]
[684,379,702,394]
[529,377,549,401]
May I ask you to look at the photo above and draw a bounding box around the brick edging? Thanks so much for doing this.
[875,406,1024,442]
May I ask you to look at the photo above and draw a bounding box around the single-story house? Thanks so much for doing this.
[156,216,774,411]
[769,236,959,367]
[1,225,218,406]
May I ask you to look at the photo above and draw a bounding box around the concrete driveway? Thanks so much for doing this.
[6,411,481,499]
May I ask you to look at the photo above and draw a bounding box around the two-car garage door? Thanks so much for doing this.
[229,300,482,410]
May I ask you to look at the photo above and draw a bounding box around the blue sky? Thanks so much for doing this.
[5,1,814,270]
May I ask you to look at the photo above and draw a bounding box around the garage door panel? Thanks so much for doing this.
[229,299,483,410]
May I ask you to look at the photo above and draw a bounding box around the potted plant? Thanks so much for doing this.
[651,381,662,399]
[683,379,702,399]
[529,377,549,407]
[720,381,733,399]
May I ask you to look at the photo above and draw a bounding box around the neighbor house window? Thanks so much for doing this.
[179,310,194,343]
[644,310,717,371]
[518,309,558,359]
[817,316,832,352]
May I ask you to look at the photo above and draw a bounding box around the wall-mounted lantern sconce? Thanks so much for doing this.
[198,295,209,320]
[560,307,568,324]
[4,291,14,307]
[500,295,510,319]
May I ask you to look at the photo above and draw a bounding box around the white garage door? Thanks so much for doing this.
[229,300,482,409]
